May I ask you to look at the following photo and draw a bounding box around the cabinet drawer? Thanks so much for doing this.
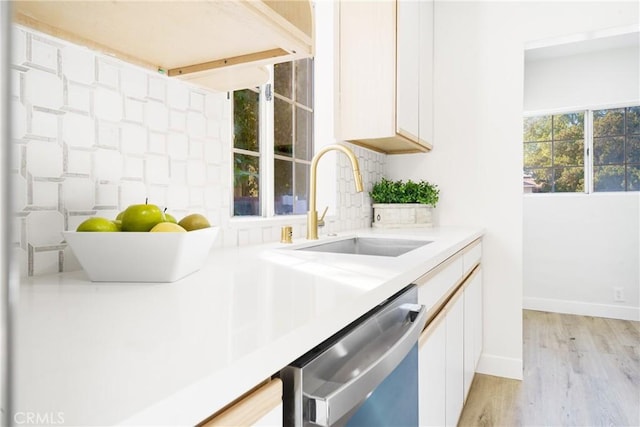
[416,256,463,318]
[462,240,482,276]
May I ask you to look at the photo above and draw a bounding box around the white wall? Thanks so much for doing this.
[524,194,640,320]
[386,1,639,380]
[523,32,640,321]
[525,43,640,111]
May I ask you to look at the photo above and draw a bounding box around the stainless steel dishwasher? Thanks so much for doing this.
[281,284,427,427]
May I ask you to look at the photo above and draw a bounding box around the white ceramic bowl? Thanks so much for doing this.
[62,227,219,282]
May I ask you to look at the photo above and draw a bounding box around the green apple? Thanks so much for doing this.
[163,208,177,224]
[150,222,187,232]
[121,202,164,232]
[178,213,211,231]
[77,217,120,232]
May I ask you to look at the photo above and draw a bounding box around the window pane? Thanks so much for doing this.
[274,98,293,156]
[524,168,552,193]
[628,165,640,191]
[294,163,310,215]
[627,106,640,134]
[594,137,624,165]
[274,62,292,99]
[523,116,551,142]
[524,142,551,167]
[296,107,313,161]
[233,90,259,151]
[296,58,313,107]
[594,165,625,192]
[554,140,583,166]
[627,135,640,164]
[553,112,584,140]
[594,108,624,137]
[553,167,584,192]
[274,159,293,215]
[234,153,260,216]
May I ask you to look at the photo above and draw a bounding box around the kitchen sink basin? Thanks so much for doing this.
[296,237,432,257]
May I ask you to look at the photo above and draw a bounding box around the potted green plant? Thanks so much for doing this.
[369,178,439,228]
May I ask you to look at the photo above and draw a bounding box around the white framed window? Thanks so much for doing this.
[523,104,639,193]
[232,58,314,217]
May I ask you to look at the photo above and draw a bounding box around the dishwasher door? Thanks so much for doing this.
[281,285,427,427]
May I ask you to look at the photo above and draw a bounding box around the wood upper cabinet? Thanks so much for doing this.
[13,0,313,92]
[336,0,434,154]
[418,0,435,149]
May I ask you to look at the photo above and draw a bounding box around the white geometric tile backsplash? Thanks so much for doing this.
[12,25,386,278]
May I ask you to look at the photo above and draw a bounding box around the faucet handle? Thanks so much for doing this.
[318,206,329,227]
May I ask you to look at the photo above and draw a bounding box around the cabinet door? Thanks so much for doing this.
[463,267,484,402]
[445,294,464,427]
[417,256,463,317]
[418,315,446,427]
[418,0,434,147]
[337,0,396,141]
[336,0,430,153]
[473,269,484,369]
[396,0,420,141]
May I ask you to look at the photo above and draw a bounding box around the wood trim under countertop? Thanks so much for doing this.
[199,378,282,427]
[420,261,481,333]
[418,270,466,346]
[419,264,481,347]
[416,237,481,285]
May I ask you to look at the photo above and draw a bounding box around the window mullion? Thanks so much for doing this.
[585,110,594,194]
[291,65,297,208]
[551,115,555,192]
[262,70,275,217]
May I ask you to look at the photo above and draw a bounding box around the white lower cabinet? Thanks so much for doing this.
[418,313,446,426]
[417,240,483,427]
[419,288,465,427]
[445,293,465,426]
[463,268,483,401]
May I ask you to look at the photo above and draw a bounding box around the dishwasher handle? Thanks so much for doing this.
[306,302,427,427]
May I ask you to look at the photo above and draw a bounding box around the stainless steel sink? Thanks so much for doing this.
[296,237,432,257]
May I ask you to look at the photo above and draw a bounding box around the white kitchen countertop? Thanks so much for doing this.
[15,226,483,426]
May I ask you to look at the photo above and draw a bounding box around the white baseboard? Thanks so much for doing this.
[476,353,523,380]
[523,297,640,321]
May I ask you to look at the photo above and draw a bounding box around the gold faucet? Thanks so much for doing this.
[307,144,364,240]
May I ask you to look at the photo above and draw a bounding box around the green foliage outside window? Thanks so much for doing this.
[233,90,260,215]
[523,106,640,193]
[592,107,640,191]
[523,112,584,193]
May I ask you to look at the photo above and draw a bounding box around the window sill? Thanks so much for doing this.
[523,191,639,197]
[228,214,308,228]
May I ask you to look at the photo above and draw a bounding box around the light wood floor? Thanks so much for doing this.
[458,310,640,427]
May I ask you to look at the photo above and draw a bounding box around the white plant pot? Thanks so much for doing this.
[372,203,434,228]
